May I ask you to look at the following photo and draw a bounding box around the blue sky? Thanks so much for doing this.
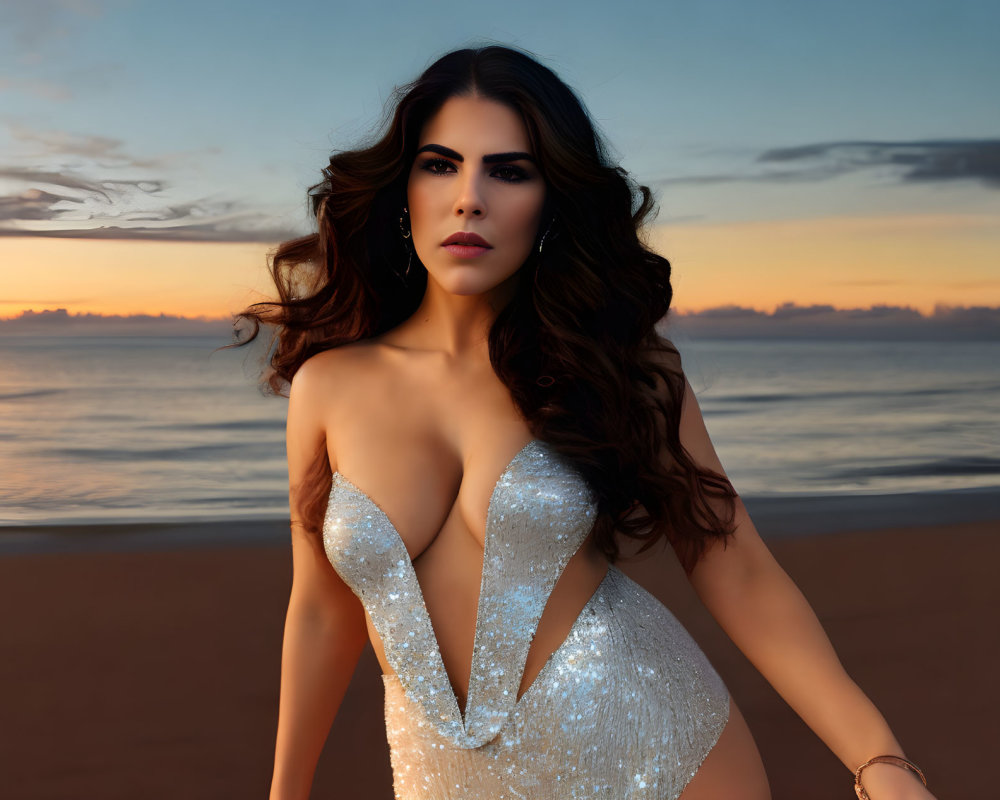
[2,0,997,241]
[0,0,998,322]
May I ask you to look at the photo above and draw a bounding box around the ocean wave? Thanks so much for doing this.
[832,457,1000,479]
[49,443,282,462]
[706,384,996,405]
[0,389,64,401]
[141,419,285,433]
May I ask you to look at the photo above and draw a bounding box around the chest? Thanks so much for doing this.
[321,438,598,748]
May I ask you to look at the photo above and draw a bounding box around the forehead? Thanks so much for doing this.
[417,94,532,153]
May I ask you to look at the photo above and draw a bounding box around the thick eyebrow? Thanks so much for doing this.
[483,151,535,164]
[415,144,535,164]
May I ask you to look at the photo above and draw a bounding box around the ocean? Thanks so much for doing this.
[1,334,998,529]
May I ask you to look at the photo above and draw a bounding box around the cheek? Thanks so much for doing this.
[407,186,424,228]
[406,180,450,267]
[406,177,438,237]
[511,191,547,245]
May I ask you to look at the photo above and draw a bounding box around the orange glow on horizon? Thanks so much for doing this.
[0,238,276,320]
[649,212,1000,315]
[1,211,998,320]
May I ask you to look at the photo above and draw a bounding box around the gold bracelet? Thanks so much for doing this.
[854,755,927,800]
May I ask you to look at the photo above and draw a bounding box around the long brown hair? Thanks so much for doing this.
[235,45,737,572]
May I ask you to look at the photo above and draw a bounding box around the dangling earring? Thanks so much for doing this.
[534,217,555,293]
[538,217,555,255]
[397,206,413,282]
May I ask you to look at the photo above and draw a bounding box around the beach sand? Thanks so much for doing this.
[1,519,996,799]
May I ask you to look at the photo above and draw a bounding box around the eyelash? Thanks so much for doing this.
[419,158,530,184]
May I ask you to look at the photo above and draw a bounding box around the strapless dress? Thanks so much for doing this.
[323,438,729,799]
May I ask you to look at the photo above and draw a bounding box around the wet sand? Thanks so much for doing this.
[0,519,996,799]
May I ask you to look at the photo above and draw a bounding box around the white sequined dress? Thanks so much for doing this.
[323,438,730,799]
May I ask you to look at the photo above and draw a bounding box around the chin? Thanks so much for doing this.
[443,280,503,297]
[433,268,519,296]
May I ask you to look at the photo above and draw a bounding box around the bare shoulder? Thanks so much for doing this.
[286,344,366,461]
[291,340,371,393]
[287,340,398,473]
[289,341,384,415]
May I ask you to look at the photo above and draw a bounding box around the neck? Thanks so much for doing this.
[399,271,520,359]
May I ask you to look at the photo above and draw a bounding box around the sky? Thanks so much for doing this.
[1,0,998,320]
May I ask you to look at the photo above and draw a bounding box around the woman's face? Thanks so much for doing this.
[407,94,547,296]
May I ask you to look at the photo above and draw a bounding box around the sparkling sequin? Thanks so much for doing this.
[323,438,730,799]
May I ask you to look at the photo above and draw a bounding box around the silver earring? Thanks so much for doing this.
[538,217,554,254]
[392,207,413,284]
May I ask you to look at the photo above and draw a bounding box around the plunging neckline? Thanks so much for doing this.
[328,436,542,723]
[329,436,539,562]
[325,435,603,747]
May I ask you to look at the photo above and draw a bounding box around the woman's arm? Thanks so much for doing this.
[269,358,370,800]
[676,375,935,800]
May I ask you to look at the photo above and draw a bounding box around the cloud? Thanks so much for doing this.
[7,123,129,161]
[662,303,1000,341]
[761,139,1000,187]
[0,173,299,240]
[0,165,115,195]
[6,122,215,169]
[7,305,999,341]
[0,308,233,337]
[0,218,301,242]
[0,125,303,242]
[657,138,1000,190]
[0,188,70,221]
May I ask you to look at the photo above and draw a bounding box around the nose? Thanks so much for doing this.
[454,172,485,217]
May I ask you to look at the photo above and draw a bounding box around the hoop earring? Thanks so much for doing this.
[538,217,556,255]
[394,206,414,283]
[538,216,555,254]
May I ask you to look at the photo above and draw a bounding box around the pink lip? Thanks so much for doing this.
[443,243,491,258]
[442,232,492,248]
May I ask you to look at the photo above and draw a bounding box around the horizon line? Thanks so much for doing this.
[3,301,1000,323]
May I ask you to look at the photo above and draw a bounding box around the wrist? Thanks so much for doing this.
[854,756,928,800]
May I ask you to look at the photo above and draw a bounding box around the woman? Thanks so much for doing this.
[242,46,935,800]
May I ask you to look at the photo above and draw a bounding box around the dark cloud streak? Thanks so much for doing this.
[0,120,302,242]
[761,139,1000,187]
[0,309,232,337]
[0,164,299,243]
[0,166,113,196]
[0,220,299,243]
[657,138,1000,189]
[664,303,1000,340]
[0,189,70,221]
[5,305,998,341]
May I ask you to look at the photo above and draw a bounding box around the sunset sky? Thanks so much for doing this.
[1,0,998,319]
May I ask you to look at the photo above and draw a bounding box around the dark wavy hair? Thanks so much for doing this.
[235,45,737,572]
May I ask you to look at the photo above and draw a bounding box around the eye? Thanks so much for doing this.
[419,157,456,175]
[491,164,530,183]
